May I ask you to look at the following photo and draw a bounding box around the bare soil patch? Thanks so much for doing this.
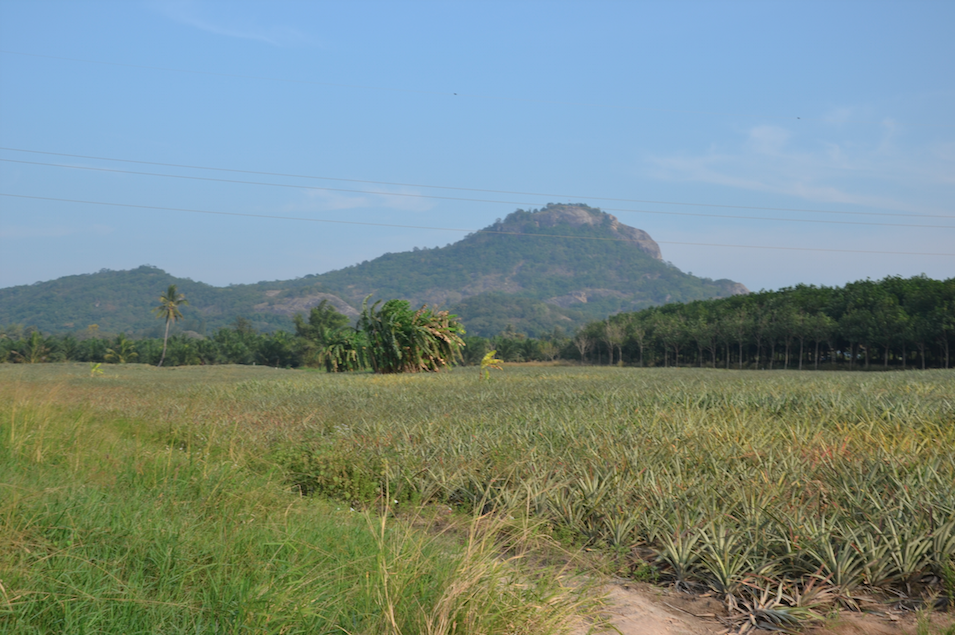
[574,582,722,634]
[576,580,955,635]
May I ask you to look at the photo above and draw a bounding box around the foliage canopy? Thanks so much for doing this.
[358,297,466,373]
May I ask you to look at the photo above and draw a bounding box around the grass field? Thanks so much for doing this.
[2,363,954,633]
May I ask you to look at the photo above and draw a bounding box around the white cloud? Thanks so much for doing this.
[152,1,310,47]
[746,125,791,155]
[646,119,955,217]
[287,186,436,214]
[822,106,854,126]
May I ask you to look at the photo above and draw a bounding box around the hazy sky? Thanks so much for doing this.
[1,0,953,292]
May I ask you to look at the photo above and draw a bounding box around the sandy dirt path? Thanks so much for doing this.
[574,581,954,635]
[573,582,722,635]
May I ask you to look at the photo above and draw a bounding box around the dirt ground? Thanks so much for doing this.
[572,582,722,634]
[574,580,955,635]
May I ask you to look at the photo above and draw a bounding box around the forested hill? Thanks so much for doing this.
[0,267,295,339]
[0,204,748,337]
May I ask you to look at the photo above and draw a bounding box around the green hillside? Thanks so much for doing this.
[0,204,748,337]
[0,267,293,337]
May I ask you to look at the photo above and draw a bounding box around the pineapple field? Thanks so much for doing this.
[2,363,953,633]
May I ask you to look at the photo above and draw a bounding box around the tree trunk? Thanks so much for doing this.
[158,317,171,367]
[814,341,819,370]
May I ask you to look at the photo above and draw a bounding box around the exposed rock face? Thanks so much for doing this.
[500,204,663,260]
[254,293,359,318]
[460,272,524,296]
[546,288,629,308]
[727,282,750,295]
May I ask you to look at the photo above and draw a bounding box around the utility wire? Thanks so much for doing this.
[3,157,954,230]
[2,146,951,220]
[3,193,954,257]
[2,49,950,127]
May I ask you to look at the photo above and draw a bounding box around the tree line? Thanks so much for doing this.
[568,274,954,370]
[0,294,465,373]
[3,275,952,371]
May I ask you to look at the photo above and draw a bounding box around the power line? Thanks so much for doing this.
[1,155,535,203]
[3,192,954,258]
[3,49,951,127]
[0,192,661,242]
[2,146,951,221]
[3,158,954,230]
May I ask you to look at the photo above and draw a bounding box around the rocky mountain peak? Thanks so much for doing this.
[497,203,663,260]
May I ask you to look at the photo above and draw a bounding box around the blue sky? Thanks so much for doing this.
[1,0,952,292]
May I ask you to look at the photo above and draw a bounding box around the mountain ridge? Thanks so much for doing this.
[0,204,748,337]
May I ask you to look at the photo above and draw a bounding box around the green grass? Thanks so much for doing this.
[0,365,591,634]
[2,363,954,631]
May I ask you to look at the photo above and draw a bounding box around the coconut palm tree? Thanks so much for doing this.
[153,284,188,367]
